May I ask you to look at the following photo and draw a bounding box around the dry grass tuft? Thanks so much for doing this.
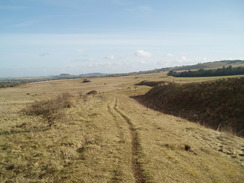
[86,90,98,95]
[22,92,73,127]
[135,80,170,87]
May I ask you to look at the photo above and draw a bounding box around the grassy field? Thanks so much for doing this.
[0,72,244,183]
[172,74,244,83]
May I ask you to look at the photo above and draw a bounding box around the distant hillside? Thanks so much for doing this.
[143,60,244,73]
[169,60,244,71]
[1,60,244,83]
[115,60,244,76]
[0,73,107,88]
[135,77,244,136]
[168,65,244,77]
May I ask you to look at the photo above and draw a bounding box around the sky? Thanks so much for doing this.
[0,0,244,77]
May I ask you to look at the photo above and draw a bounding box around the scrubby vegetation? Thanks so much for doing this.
[22,93,73,127]
[135,80,169,87]
[82,78,91,83]
[168,66,244,77]
[0,81,25,88]
[136,77,244,136]
[86,90,98,95]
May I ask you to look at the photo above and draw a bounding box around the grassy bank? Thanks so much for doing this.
[136,77,244,136]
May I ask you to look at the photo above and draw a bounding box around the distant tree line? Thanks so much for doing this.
[168,66,244,77]
[0,82,24,88]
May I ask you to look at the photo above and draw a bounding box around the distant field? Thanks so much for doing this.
[0,73,243,182]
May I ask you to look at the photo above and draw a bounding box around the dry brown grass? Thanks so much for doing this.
[0,72,243,182]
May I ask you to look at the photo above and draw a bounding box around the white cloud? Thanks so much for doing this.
[104,55,115,60]
[180,56,187,61]
[135,50,152,57]
[175,56,190,64]
[202,57,208,62]
[67,64,76,68]
[220,57,244,61]
[165,53,174,57]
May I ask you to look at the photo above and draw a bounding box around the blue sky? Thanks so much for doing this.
[0,0,244,77]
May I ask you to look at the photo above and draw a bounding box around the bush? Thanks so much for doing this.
[82,79,91,83]
[23,93,73,127]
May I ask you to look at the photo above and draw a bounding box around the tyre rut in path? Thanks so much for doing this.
[112,97,148,183]
[107,99,125,144]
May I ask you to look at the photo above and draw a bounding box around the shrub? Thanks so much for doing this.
[82,79,91,83]
[22,93,73,127]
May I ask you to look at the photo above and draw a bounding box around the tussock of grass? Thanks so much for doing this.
[86,90,98,95]
[22,92,73,127]
[136,77,244,136]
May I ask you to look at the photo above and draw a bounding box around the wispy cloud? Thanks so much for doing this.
[176,56,188,63]
[104,55,115,60]
[0,5,27,10]
[135,50,152,57]
[165,53,174,57]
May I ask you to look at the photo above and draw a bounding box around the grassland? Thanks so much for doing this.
[0,72,244,183]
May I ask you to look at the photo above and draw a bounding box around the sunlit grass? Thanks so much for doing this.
[0,73,243,182]
[173,74,244,83]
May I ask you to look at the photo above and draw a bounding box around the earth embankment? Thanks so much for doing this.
[135,77,244,136]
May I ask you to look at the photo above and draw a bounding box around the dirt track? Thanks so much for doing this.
[109,97,147,183]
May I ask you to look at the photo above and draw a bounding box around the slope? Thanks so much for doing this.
[136,77,244,136]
